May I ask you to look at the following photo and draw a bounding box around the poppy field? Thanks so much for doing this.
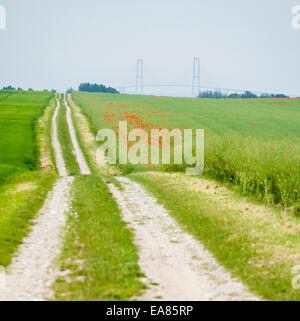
[72,92,300,210]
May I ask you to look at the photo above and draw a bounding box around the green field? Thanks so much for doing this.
[0,90,56,266]
[0,90,54,178]
[72,92,300,210]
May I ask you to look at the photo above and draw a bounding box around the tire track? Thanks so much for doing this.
[0,177,73,301]
[109,177,259,301]
[52,96,67,176]
[64,94,91,175]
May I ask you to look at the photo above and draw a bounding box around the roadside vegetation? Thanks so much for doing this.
[0,90,57,266]
[0,171,56,266]
[37,96,57,172]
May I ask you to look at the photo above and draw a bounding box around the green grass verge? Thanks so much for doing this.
[66,94,96,175]
[53,175,145,301]
[57,95,80,176]
[67,94,122,186]
[0,170,56,267]
[36,96,57,172]
[130,172,300,301]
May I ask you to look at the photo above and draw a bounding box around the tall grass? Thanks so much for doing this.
[164,133,300,208]
[204,134,300,209]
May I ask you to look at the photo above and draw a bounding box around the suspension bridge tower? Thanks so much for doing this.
[136,59,144,94]
[192,57,200,96]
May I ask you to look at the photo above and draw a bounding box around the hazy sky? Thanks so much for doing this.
[0,0,300,96]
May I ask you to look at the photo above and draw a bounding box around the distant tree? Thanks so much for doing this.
[78,83,119,94]
[241,91,257,99]
[260,93,289,99]
[198,90,288,99]
[228,93,241,99]
[28,88,34,91]
[260,93,271,98]
[277,95,286,98]
[273,94,288,98]
[2,85,16,90]
[43,89,49,92]
[66,87,74,94]
[17,87,23,91]
[198,90,228,99]
[51,89,57,93]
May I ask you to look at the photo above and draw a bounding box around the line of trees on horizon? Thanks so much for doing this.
[78,83,119,94]
[1,86,57,93]
[198,90,289,99]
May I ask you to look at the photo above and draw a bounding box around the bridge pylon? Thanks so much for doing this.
[192,57,200,96]
[136,59,144,94]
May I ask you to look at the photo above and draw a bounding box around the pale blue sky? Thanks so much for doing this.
[0,0,299,96]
